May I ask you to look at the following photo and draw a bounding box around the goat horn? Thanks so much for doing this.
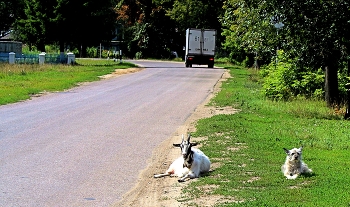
[181,134,184,142]
[187,133,191,142]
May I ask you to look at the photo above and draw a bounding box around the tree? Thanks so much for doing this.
[0,0,23,37]
[264,0,350,106]
[223,0,350,106]
[13,0,117,55]
[13,0,56,51]
[53,0,117,56]
[145,5,178,58]
[115,0,226,58]
[168,0,226,53]
[221,0,275,65]
[115,0,179,58]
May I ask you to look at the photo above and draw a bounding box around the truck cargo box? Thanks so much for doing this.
[185,28,216,68]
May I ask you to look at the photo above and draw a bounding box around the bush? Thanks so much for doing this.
[135,51,143,59]
[261,50,324,101]
[337,61,350,102]
[86,47,97,58]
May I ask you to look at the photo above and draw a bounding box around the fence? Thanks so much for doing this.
[15,54,39,64]
[0,53,8,63]
[0,52,74,64]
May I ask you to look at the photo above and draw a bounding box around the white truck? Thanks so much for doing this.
[185,28,216,68]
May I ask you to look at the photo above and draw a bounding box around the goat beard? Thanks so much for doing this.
[183,151,194,168]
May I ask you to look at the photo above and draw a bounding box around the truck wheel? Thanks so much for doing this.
[185,63,189,67]
[190,64,192,67]
[208,63,214,68]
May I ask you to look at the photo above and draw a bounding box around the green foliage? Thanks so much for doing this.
[13,0,116,53]
[221,28,247,64]
[182,65,350,206]
[336,61,350,101]
[135,51,143,59]
[0,0,21,35]
[261,51,324,101]
[22,44,62,55]
[22,45,39,55]
[118,2,178,59]
[13,0,53,51]
[86,47,98,58]
[126,22,149,57]
[221,0,275,66]
[220,0,350,105]
[168,0,220,29]
[117,0,225,58]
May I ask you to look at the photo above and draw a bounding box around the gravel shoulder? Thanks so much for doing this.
[114,69,238,207]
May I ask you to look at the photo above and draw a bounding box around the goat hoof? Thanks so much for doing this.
[178,179,185,183]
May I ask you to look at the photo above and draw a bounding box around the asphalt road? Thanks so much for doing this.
[0,60,225,207]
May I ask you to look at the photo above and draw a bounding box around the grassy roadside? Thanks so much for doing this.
[185,65,350,206]
[0,59,136,105]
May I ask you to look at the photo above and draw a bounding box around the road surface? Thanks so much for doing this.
[0,60,224,206]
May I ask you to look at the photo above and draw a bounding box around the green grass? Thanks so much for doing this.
[0,58,137,105]
[183,65,350,206]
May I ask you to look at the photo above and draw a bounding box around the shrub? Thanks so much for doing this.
[261,50,324,101]
[86,47,97,58]
[135,51,143,59]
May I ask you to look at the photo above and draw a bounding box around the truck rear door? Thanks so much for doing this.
[202,30,216,56]
[187,29,202,55]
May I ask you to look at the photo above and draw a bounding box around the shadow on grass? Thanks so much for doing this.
[302,172,316,178]
[201,169,216,178]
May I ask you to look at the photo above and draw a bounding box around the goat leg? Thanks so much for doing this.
[178,174,190,182]
[154,173,171,178]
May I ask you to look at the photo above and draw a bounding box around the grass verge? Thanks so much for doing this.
[0,59,136,105]
[184,65,350,206]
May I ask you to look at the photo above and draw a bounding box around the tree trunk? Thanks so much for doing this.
[37,42,45,52]
[345,59,350,119]
[81,44,87,58]
[324,59,339,107]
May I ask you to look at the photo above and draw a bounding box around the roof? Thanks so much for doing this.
[0,31,14,41]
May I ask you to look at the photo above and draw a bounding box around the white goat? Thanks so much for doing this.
[154,134,211,182]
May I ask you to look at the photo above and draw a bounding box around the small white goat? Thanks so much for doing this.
[154,134,211,182]
[282,146,313,179]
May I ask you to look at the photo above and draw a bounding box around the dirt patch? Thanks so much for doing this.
[288,181,312,189]
[99,68,143,79]
[115,69,240,207]
[29,68,144,100]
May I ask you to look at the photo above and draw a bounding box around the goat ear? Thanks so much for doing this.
[173,143,181,147]
[191,142,198,146]
[283,148,289,154]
